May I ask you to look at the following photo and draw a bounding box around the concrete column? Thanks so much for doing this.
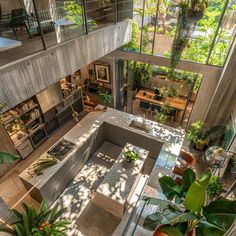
[203,39,236,127]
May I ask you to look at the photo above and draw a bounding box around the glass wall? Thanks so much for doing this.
[122,0,236,67]
[0,0,133,66]
[0,0,44,66]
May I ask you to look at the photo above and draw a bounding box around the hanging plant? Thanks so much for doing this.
[170,0,208,72]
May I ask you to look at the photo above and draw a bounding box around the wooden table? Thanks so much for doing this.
[135,89,187,111]
[0,37,22,52]
[92,143,149,218]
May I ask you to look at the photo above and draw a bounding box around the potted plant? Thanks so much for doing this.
[185,120,206,150]
[99,91,112,109]
[143,168,236,236]
[207,175,223,201]
[0,199,70,235]
[124,150,139,162]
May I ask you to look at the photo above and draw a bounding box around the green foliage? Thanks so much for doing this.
[143,170,236,235]
[99,91,112,106]
[0,152,19,165]
[185,120,205,147]
[64,2,84,26]
[124,150,138,162]
[131,61,153,89]
[185,171,212,212]
[154,104,171,124]
[0,200,70,235]
[207,176,223,199]
[123,20,140,52]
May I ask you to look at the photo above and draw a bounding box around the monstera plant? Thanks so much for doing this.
[143,168,236,236]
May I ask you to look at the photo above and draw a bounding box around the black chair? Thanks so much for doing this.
[10,8,31,39]
[151,104,161,114]
[0,4,11,36]
[167,108,177,121]
[139,100,150,115]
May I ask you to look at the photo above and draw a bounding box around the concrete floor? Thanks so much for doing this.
[53,140,123,235]
[0,112,87,210]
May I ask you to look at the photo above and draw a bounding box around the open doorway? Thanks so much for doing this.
[117,60,203,129]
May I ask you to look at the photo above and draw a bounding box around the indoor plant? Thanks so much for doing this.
[124,150,138,162]
[186,120,226,151]
[99,91,112,108]
[143,168,236,236]
[170,0,208,71]
[0,199,70,235]
[207,175,223,201]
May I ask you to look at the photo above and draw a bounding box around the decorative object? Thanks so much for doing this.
[28,154,57,177]
[0,199,70,235]
[143,168,236,236]
[95,64,110,83]
[71,105,79,122]
[124,150,139,162]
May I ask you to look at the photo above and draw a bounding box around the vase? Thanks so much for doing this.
[154,227,195,236]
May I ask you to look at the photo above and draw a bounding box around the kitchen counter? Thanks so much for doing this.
[19,106,185,234]
[19,106,184,188]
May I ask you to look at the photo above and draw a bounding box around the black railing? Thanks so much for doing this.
[0,0,133,66]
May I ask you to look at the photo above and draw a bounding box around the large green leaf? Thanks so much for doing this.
[185,172,211,212]
[159,176,182,200]
[0,152,18,165]
[182,168,196,192]
[143,211,162,231]
[198,220,226,236]
[203,199,236,230]
[161,225,184,236]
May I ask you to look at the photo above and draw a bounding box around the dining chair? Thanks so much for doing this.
[0,4,11,36]
[167,108,177,121]
[139,100,150,115]
[150,104,161,114]
[10,8,31,39]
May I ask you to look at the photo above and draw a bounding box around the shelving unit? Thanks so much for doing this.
[2,79,83,159]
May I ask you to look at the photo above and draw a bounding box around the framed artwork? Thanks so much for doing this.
[95,64,110,83]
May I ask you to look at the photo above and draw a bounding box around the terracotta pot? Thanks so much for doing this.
[154,227,195,236]
[153,227,168,236]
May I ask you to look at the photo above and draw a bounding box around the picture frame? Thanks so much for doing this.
[95,64,110,84]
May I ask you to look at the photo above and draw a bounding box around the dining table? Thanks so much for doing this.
[135,89,187,111]
[0,37,22,52]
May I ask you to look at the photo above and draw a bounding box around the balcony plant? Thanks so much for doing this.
[0,199,70,235]
[170,0,208,71]
[143,168,236,236]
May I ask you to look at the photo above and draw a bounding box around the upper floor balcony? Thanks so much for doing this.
[0,0,133,67]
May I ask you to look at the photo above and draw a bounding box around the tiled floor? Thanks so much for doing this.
[0,112,87,210]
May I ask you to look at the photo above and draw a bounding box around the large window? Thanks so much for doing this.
[123,0,236,67]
